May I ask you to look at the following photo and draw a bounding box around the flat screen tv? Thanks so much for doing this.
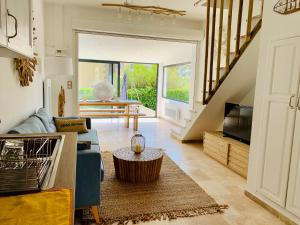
[223,103,253,145]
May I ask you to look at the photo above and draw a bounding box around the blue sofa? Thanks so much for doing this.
[8,108,103,215]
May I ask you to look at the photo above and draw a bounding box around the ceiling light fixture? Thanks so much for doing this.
[102,2,186,17]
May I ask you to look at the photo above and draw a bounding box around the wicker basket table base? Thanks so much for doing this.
[113,147,163,183]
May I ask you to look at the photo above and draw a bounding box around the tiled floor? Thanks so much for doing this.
[89,118,285,225]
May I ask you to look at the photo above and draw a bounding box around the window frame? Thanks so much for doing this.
[162,62,191,104]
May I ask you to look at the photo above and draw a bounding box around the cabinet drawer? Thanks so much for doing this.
[228,161,248,178]
[230,144,249,159]
[204,137,228,165]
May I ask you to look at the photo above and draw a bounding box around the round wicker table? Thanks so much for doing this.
[113,147,163,183]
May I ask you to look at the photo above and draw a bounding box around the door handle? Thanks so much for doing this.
[7,9,18,42]
[289,95,296,109]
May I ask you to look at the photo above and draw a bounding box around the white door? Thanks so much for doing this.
[257,37,300,207]
[286,41,300,217]
[6,0,32,57]
[287,108,300,217]
[0,0,6,46]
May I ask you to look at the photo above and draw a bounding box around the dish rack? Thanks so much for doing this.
[0,136,62,195]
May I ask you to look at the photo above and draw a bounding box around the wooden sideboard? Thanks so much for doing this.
[203,131,249,178]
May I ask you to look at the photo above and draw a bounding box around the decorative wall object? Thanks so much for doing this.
[274,0,300,15]
[58,86,65,117]
[102,2,186,17]
[14,58,38,87]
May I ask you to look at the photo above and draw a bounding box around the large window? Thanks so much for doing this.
[163,63,191,103]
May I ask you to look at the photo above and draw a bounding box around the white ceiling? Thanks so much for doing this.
[44,0,206,21]
[78,33,197,63]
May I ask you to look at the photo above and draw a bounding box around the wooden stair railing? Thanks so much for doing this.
[202,0,263,104]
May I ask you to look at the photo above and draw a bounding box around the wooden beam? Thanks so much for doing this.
[202,0,210,104]
[102,3,186,16]
[246,0,254,42]
[79,109,125,113]
[225,0,233,73]
[235,0,244,57]
[209,0,218,93]
[78,113,146,118]
[216,0,225,84]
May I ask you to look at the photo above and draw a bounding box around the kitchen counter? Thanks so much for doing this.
[0,132,77,224]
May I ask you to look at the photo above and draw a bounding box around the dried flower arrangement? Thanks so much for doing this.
[14,58,38,87]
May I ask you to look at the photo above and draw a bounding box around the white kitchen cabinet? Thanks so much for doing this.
[0,0,6,46]
[256,36,300,218]
[0,0,33,58]
[6,0,33,57]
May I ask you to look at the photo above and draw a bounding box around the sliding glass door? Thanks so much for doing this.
[78,59,158,117]
[120,62,158,117]
[78,60,120,101]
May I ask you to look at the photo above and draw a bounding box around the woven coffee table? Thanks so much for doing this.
[113,147,163,183]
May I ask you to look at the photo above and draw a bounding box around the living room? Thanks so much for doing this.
[0,1,300,225]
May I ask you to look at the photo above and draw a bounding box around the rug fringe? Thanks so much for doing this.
[99,204,229,225]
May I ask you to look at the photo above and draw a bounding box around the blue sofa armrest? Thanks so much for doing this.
[75,149,101,208]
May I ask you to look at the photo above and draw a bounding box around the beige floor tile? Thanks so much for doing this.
[90,118,285,225]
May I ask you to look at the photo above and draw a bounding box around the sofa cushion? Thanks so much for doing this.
[78,130,99,145]
[55,118,88,134]
[34,108,56,133]
[8,116,48,134]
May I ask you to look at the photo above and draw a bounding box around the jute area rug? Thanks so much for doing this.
[84,152,228,225]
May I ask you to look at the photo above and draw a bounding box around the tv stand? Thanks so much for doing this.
[203,131,249,178]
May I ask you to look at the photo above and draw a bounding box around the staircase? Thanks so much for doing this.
[171,0,263,141]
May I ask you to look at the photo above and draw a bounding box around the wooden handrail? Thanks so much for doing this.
[202,0,263,105]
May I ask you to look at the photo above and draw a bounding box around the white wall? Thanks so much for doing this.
[240,87,255,106]
[157,44,197,126]
[44,3,204,116]
[247,0,300,223]
[0,0,45,133]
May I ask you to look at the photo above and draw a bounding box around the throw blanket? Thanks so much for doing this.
[0,189,72,225]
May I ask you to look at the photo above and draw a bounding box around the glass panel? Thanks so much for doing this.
[163,63,191,103]
[78,61,114,100]
[120,62,158,116]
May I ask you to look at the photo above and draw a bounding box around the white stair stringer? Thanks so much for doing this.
[180,31,261,141]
